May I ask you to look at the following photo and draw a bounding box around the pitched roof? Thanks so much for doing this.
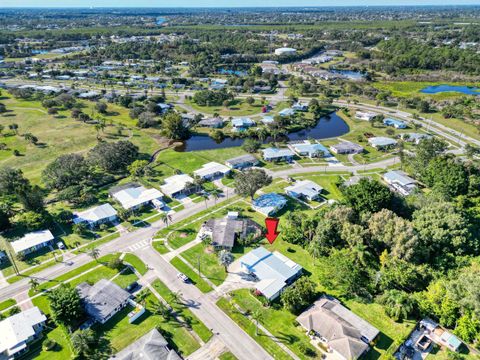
[297,296,379,360]
[10,230,54,254]
[262,147,295,159]
[193,162,230,178]
[112,186,163,210]
[368,137,397,147]
[285,180,323,199]
[383,170,416,187]
[77,279,131,323]
[0,307,46,355]
[73,203,117,224]
[330,141,364,153]
[252,193,288,215]
[205,217,261,248]
[114,329,181,360]
[160,174,195,197]
[225,154,258,167]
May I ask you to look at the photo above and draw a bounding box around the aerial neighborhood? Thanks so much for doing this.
[0,4,479,360]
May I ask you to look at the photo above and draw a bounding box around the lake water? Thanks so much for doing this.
[178,112,350,152]
[420,85,480,95]
[156,17,166,25]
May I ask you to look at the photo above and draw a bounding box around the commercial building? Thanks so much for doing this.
[274,47,297,56]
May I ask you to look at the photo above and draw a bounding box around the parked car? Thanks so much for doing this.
[177,272,189,283]
[126,281,140,293]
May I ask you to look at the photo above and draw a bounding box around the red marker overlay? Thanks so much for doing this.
[265,217,280,244]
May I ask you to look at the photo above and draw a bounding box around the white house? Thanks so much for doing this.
[355,111,377,121]
[11,230,54,255]
[383,170,417,196]
[160,174,197,198]
[368,137,397,149]
[193,162,231,180]
[0,307,47,359]
[73,203,118,228]
[285,180,323,201]
[112,185,164,210]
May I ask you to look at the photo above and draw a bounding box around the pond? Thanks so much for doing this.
[420,84,480,96]
[178,112,350,152]
[156,17,166,25]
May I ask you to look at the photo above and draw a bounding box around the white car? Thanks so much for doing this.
[177,272,189,283]
[57,242,65,250]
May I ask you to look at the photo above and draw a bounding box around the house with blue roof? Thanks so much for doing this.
[239,247,302,300]
[262,147,295,162]
[231,117,255,131]
[278,108,295,117]
[291,142,330,158]
[383,118,407,129]
[252,193,288,216]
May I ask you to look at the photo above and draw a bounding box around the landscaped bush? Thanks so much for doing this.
[42,338,57,351]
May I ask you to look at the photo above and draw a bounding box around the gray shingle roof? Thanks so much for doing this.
[114,329,181,360]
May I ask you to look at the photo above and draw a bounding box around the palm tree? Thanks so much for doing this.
[218,250,234,272]
[29,278,39,292]
[209,188,222,205]
[252,309,263,336]
[135,290,149,306]
[151,301,171,319]
[378,289,415,322]
[88,247,100,262]
[159,212,172,228]
[169,291,183,305]
[200,193,209,209]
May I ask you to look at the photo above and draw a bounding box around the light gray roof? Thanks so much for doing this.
[160,174,194,197]
[297,296,379,360]
[225,154,258,167]
[11,230,54,254]
[193,162,230,178]
[285,180,323,199]
[198,117,224,126]
[73,203,117,224]
[114,329,181,360]
[368,137,397,147]
[77,279,131,323]
[112,186,163,210]
[383,170,416,187]
[330,141,364,153]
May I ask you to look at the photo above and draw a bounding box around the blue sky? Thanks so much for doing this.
[2,0,480,7]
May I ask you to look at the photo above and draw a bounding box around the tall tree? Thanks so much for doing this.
[47,284,84,330]
[234,169,272,200]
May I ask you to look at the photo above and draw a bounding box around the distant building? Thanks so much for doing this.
[160,174,198,198]
[112,185,164,210]
[225,154,259,170]
[73,203,118,228]
[383,170,417,196]
[231,117,255,130]
[239,247,302,300]
[343,175,371,187]
[261,116,275,124]
[262,147,295,162]
[383,118,407,129]
[11,230,54,255]
[274,47,297,56]
[198,117,224,128]
[368,137,397,150]
[290,142,330,158]
[0,307,47,359]
[285,180,323,201]
[355,111,377,121]
[292,102,308,111]
[78,90,100,99]
[278,108,295,117]
[157,103,172,114]
[296,296,379,360]
[330,141,364,154]
[193,162,231,180]
[400,133,432,144]
[252,193,288,216]
[113,329,181,360]
[77,279,131,324]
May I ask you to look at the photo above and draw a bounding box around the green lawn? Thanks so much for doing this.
[152,240,170,254]
[216,297,292,360]
[123,253,148,275]
[219,352,238,360]
[0,298,17,312]
[151,279,213,343]
[185,98,265,117]
[170,257,213,293]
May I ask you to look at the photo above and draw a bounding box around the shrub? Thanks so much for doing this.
[43,339,57,351]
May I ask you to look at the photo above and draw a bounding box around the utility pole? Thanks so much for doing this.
[7,249,19,275]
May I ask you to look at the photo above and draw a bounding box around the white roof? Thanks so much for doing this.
[73,203,117,224]
[112,186,163,210]
[160,174,194,197]
[285,180,323,198]
[193,162,230,178]
[11,230,54,254]
[0,307,46,355]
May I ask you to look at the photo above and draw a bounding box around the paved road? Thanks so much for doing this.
[135,245,273,360]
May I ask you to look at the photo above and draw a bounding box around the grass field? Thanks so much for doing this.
[185,98,265,117]
[123,253,148,275]
[0,298,17,312]
[170,257,214,293]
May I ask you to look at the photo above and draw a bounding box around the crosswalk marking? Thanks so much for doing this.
[127,239,149,252]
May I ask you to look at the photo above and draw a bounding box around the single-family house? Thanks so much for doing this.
[291,142,330,158]
[262,148,295,162]
[383,118,407,129]
[193,162,231,180]
[418,318,462,352]
[252,193,288,216]
[231,117,255,130]
[198,117,224,128]
[343,175,371,188]
[383,170,417,196]
[355,111,376,121]
[330,141,364,155]
[400,133,432,144]
[112,185,164,210]
[78,91,100,99]
[157,103,172,114]
[113,329,181,360]
[203,214,262,250]
[160,174,198,198]
[77,279,131,325]
[368,137,397,150]
[11,230,54,255]
[285,180,323,201]
[0,307,47,359]
[261,116,275,124]
[239,247,302,300]
[292,102,308,111]
[225,154,259,170]
[73,204,118,228]
[278,108,295,117]
[297,296,379,360]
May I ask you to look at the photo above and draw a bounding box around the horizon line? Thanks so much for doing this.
[2,4,480,8]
